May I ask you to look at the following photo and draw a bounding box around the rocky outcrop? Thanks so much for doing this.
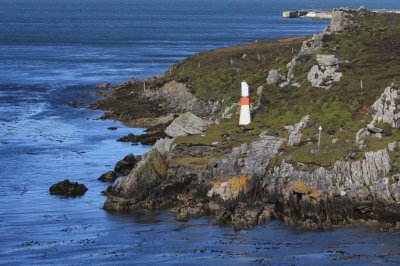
[307,54,342,89]
[145,81,221,117]
[49,180,88,197]
[284,115,310,146]
[356,85,399,148]
[110,149,168,200]
[114,154,138,175]
[266,69,284,85]
[330,8,359,33]
[152,137,175,156]
[270,148,391,192]
[372,86,400,128]
[165,112,210,137]
[298,33,324,56]
[209,132,285,181]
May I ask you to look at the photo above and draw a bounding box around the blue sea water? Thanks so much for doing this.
[2,0,400,264]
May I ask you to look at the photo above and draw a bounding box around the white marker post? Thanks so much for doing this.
[318,126,322,151]
[239,81,251,126]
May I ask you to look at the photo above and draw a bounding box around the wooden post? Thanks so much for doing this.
[318,126,322,151]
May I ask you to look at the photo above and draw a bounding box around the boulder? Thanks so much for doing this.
[266,69,283,85]
[98,171,117,182]
[316,54,339,67]
[307,55,342,89]
[49,180,88,197]
[284,115,310,146]
[114,154,137,175]
[165,112,210,138]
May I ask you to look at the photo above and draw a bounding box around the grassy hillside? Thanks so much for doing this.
[167,10,400,169]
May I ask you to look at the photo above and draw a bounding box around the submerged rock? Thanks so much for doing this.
[114,154,137,175]
[49,179,88,197]
[68,101,77,107]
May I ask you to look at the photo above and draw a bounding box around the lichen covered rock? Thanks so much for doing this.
[112,149,168,200]
[284,115,310,146]
[372,86,400,128]
[307,54,342,89]
[165,112,210,137]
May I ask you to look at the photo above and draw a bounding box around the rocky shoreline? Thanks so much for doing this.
[92,8,400,231]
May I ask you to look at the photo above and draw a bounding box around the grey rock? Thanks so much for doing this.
[388,142,398,152]
[208,132,285,183]
[367,122,383,133]
[152,137,175,156]
[112,149,168,200]
[284,115,310,146]
[307,55,342,89]
[330,9,358,32]
[372,86,400,128]
[221,103,240,119]
[267,69,283,85]
[299,33,324,56]
[256,86,263,96]
[165,112,210,138]
[146,81,221,117]
[316,54,339,67]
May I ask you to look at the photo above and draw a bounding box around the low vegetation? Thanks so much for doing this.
[168,10,400,168]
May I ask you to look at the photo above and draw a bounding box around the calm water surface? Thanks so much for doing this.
[2,0,400,264]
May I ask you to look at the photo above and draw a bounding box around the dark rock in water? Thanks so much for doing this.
[96,83,110,89]
[118,131,166,145]
[107,126,118,130]
[114,154,137,175]
[98,171,117,182]
[49,179,88,197]
[68,101,78,107]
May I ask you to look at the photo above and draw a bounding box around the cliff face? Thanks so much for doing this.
[103,8,400,230]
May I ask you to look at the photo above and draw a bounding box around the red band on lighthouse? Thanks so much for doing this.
[241,97,250,105]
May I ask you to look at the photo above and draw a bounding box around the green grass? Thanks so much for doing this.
[167,10,400,168]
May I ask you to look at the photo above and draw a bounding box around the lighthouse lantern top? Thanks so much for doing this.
[241,81,249,97]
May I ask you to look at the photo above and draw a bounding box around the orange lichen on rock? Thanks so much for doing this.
[227,176,253,193]
[291,181,310,195]
[207,176,254,201]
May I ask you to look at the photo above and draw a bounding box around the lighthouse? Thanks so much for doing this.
[239,81,251,125]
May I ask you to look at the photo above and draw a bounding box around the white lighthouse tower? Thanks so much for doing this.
[239,81,251,125]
